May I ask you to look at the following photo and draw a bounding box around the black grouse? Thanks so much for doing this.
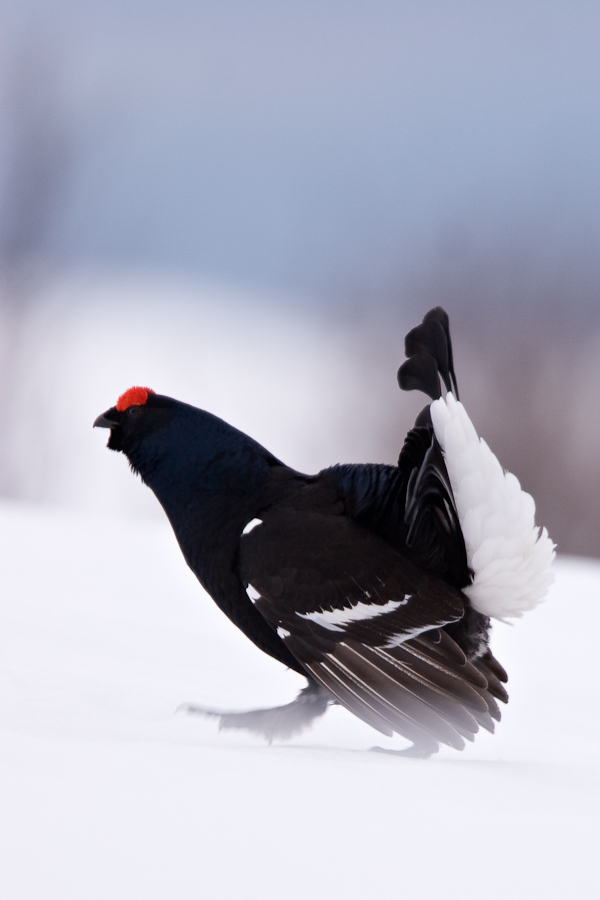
[94,307,554,757]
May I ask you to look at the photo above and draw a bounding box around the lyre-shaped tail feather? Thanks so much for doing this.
[398,307,459,401]
[396,307,555,617]
[395,308,469,587]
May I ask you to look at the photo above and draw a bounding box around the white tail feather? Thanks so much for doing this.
[430,393,555,620]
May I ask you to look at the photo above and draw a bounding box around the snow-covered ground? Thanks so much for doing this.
[1,499,598,900]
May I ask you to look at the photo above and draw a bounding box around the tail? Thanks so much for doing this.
[397,307,556,621]
[395,307,468,588]
[397,307,459,401]
[430,392,556,619]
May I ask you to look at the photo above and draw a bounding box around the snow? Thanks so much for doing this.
[1,500,598,899]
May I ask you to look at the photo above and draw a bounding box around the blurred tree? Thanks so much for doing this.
[0,37,72,497]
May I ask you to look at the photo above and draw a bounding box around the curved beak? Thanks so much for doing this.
[93,409,119,429]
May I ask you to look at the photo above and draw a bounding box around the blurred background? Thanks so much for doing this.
[1,0,599,556]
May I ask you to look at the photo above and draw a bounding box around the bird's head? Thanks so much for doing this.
[94,385,282,501]
[93,386,196,487]
[93,386,161,455]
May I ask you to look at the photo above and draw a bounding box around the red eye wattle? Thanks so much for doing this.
[116,386,155,412]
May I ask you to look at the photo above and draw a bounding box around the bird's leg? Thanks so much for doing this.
[370,739,440,759]
[179,681,332,743]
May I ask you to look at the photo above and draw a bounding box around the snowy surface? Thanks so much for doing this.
[1,500,599,900]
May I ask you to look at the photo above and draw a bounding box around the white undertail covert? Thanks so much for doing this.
[430,393,555,620]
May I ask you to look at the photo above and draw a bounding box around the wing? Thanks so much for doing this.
[239,509,500,753]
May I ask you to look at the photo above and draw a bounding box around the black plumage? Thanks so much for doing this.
[94,307,508,757]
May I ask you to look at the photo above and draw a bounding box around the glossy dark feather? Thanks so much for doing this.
[398,306,459,400]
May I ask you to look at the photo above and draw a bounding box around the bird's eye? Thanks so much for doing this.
[127,406,142,418]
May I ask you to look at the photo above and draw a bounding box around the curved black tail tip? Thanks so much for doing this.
[397,306,458,401]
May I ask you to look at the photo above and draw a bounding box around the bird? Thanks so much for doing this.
[94,307,555,757]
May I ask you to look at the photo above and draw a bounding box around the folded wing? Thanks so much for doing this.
[240,510,502,753]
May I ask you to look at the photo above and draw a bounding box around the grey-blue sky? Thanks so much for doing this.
[1,1,599,301]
